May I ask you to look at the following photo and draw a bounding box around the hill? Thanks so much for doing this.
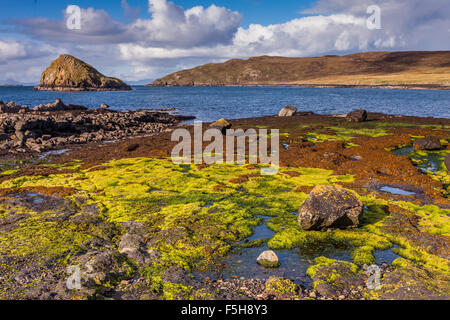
[149,51,450,89]
[35,55,131,92]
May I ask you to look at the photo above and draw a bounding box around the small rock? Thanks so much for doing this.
[278,105,297,117]
[256,250,280,268]
[210,118,232,135]
[338,295,346,300]
[100,103,110,109]
[309,291,317,298]
[346,109,368,122]
[414,136,442,151]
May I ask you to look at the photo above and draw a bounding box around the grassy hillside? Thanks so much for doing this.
[149,51,450,89]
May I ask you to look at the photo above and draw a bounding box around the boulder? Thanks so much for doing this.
[445,154,450,171]
[278,105,297,117]
[346,110,368,122]
[210,118,232,135]
[414,137,442,151]
[256,250,280,268]
[298,185,363,230]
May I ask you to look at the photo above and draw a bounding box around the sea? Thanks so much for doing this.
[1,86,449,121]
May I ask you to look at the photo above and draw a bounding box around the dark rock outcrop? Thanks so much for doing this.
[0,99,195,154]
[34,54,131,92]
[298,185,363,230]
[346,110,368,122]
[414,137,442,151]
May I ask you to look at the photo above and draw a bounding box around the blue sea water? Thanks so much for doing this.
[1,86,449,121]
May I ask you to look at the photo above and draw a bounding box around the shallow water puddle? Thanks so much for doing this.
[374,245,401,265]
[380,186,416,196]
[392,146,446,173]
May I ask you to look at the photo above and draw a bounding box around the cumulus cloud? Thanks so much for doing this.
[9,0,242,48]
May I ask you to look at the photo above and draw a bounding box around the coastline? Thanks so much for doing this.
[0,106,449,301]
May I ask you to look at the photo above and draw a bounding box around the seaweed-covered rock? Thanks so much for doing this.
[346,109,367,122]
[256,250,280,268]
[278,105,297,117]
[34,54,131,92]
[414,136,442,151]
[265,277,300,300]
[298,185,363,230]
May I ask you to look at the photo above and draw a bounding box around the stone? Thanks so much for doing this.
[445,154,450,171]
[256,250,280,268]
[100,103,110,109]
[210,118,232,135]
[346,109,368,122]
[298,185,363,230]
[278,105,297,117]
[0,133,10,142]
[413,136,442,151]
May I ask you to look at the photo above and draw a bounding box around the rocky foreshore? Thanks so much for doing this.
[0,99,194,155]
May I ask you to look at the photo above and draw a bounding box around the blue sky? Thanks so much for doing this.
[0,0,449,83]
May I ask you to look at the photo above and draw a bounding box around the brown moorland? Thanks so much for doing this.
[149,51,450,89]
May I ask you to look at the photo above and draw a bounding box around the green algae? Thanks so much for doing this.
[0,158,354,273]
[1,155,449,299]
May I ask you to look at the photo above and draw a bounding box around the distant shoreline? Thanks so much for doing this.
[148,83,450,90]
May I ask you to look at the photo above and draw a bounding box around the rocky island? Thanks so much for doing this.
[149,51,450,90]
[34,55,132,92]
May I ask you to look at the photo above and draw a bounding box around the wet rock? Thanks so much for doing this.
[347,109,368,122]
[413,136,442,151]
[278,105,297,117]
[100,103,110,109]
[256,250,280,268]
[210,118,232,135]
[119,222,160,266]
[445,154,450,171]
[298,185,363,230]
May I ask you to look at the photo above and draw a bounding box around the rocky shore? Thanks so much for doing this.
[0,99,194,155]
[0,106,448,301]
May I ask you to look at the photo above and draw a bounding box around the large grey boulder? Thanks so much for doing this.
[279,105,297,117]
[298,185,363,230]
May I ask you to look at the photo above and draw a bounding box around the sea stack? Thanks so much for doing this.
[34,54,131,92]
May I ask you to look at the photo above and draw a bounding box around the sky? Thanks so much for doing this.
[0,0,449,84]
